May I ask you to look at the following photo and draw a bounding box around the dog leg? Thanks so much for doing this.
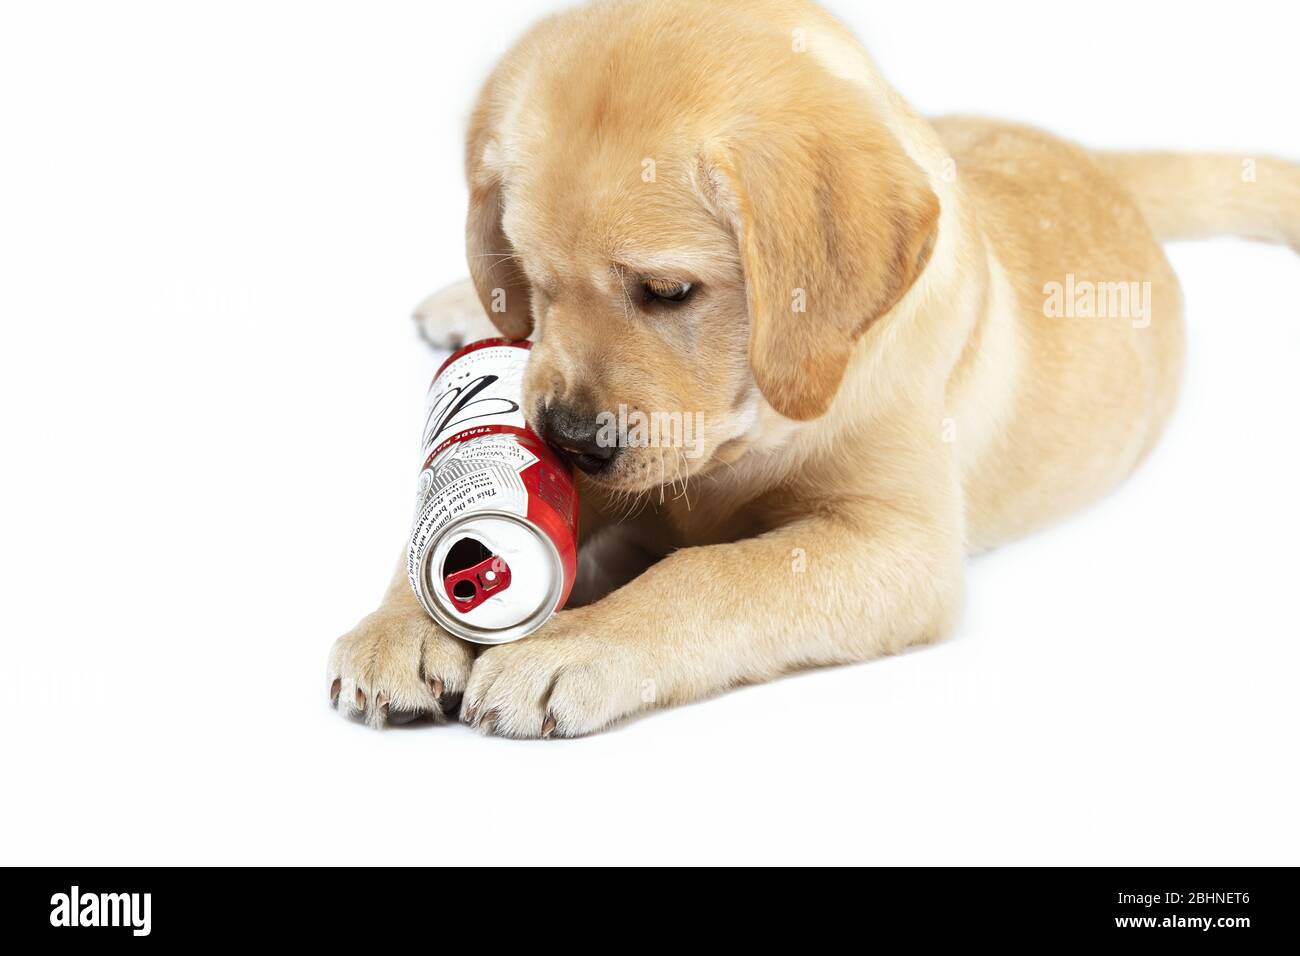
[326,555,476,727]
[461,486,965,738]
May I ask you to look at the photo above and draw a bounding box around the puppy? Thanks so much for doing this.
[329,0,1300,736]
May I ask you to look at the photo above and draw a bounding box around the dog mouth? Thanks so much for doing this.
[547,440,617,477]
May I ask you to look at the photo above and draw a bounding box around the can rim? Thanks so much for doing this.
[414,508,564,645]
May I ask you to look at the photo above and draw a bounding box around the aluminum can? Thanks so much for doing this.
[407,339,578,644]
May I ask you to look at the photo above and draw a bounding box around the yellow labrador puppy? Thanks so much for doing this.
[329,0,1299,736]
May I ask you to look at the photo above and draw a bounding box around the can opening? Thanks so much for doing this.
[443,536,492,579]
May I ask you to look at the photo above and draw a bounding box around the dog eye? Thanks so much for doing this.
[642,279,693,304]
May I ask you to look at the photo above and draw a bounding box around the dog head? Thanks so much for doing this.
[465,3,938,493]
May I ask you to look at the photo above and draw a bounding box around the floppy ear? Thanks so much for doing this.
[700,107,939,420]
[465,125,533,339]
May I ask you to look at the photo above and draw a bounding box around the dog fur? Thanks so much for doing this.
[329,0,1300,737]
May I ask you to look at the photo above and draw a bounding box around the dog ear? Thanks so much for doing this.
[699,106,939,420]
[465,120,533,339]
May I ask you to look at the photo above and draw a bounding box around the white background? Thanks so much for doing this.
[2,1,1297,866]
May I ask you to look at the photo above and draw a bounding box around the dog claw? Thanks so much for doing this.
[355,688,367,710]
[428,677,444,699]
[329,678,341,705]
[541,715,557,737]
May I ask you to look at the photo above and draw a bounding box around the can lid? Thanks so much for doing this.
[421,511,563,644]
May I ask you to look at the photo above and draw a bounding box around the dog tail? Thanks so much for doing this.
[1095,151,1300,253]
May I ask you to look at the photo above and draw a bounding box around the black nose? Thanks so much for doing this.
[538,403,617,475]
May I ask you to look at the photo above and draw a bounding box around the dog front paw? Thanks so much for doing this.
[461,612,655,738]
[327,608,475,728]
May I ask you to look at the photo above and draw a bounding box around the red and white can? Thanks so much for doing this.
[406,339,578,644]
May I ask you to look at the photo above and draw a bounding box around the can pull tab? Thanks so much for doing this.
[444,556,512,612]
